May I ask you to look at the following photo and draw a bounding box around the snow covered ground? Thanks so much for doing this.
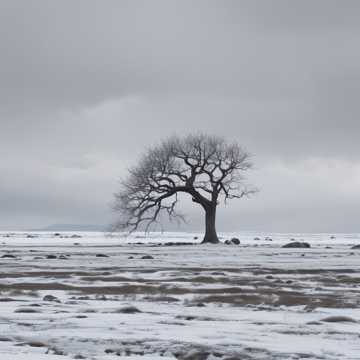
[0,231,359,360]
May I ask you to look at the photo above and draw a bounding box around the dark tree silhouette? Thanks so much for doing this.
[113,134,256,243]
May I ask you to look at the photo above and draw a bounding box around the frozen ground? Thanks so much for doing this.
[0,231,359,360]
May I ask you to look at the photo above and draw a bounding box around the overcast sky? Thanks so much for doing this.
[1,0,360,232]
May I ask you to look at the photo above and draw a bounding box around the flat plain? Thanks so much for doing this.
[0,232,359,360]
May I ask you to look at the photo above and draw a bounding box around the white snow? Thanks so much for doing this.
[0,231,359,359]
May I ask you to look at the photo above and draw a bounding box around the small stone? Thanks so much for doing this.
[307,321,322,325]
[0,336,12,342]
[230,237,240,245]
[14,308,40,313]
[114,306,141,314]
[1,254,16,259]
[141,255,154,259]
[320,316,357,323]
[43,294,60,303]
[282,241,311,248]
[27,341,46,347]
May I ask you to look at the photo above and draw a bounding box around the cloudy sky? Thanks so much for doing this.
[1,0,360,232]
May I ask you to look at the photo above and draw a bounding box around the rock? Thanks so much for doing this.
[230,237,240,245]
[265,237,272,241]
[253,237,261,240]
[330,235,336,239]
[73,243,80,246]
[43,294,60,303]
[71,234,82,238]
[1,254,16,258]
[96,253,109,257]
[307,321,322,325]
[0,336,12,342]
[193,236,199,240]
[128,256,134,259]
[59,255,67,260]
[224,238,240,245]
[74,355,86,359]
[46,254,57,259]
[114,306,141,314]
[14,308,40,313]
[26,341,46,347]
[282,241,311,248]
[351,244,360,249]
[54,233,61,236]
[141,255,154,259]
[265,275,274,279]
[320,316,357,323]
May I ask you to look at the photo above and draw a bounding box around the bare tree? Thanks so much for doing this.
[113,134,256,243]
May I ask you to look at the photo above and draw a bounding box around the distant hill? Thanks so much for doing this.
[34,224,108,232]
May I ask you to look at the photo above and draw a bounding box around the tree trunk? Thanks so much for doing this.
[201,206,219,244]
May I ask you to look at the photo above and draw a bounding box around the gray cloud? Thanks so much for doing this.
[0,0,359,231]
